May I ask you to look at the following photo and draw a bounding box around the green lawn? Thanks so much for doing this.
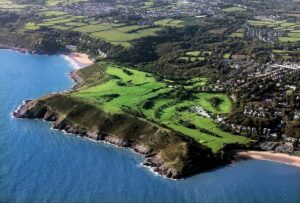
[71,64,250,152]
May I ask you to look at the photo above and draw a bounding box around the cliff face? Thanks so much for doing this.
[14,94,223,179]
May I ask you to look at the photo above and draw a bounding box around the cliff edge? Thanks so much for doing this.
[14,94,223,179]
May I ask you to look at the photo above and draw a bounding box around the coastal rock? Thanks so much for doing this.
[104,135,130,147]
[132,143,151,155]
[13,94,223,179]
[86,131,99,140]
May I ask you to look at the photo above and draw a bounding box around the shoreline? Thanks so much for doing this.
[236,150,300,168]
[0,45,94,69]
[6,47,300,181]
[0,44,30,54]
[62,52,93,70]
[0,47,92,87]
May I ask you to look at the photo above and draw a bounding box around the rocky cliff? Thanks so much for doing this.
[14,94,224,179]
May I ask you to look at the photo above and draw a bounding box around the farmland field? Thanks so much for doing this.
[222,6,246,12]
[46,0,87,6]
[178,50,212,62]
[71,64,249,152]
[0,0,26,10]
[39,11,68,17]
[248,19,300,42]
[71,23,122,33]
[154,18,184,27]
[231,28,244,38]
[278,37,300,42]
[24,14,87,31]
[90,27,162,47]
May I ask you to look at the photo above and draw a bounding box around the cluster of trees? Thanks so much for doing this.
[285,121,300,141]
[0,12,19,26]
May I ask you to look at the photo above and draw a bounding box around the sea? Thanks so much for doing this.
[0,49,299,203]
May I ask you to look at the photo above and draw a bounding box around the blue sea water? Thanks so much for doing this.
[0,49,300,203]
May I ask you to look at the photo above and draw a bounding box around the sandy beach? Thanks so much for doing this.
[237,150,300,168]
[63,52,93,69]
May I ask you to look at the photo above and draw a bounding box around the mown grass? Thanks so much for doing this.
[71,64,250,152]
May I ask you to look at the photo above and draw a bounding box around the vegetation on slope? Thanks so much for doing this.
[71,63,250,152]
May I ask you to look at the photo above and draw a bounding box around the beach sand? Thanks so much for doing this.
[237,150,300,168]
[63,52,93,69]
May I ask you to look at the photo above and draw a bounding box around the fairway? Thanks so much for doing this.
[71,64,249,152]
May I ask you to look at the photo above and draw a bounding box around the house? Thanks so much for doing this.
[66,45,77,51]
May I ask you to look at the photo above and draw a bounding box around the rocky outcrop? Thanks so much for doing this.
[14,94,224,179]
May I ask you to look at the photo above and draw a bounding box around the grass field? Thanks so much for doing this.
[71,23,122,33]
[24,14,87,31]
[278,37,300,42]
[248,19,300,42]
[0,0,26,10]
[90,26,162,47]
[223,53,231,59]
[178,50,212,62]
[185,51,201,56]
[39,11,68,17]
[222,6,246,12]
[22,9,182,47]
[154,18,184,27]
[230,28,244,38]
[272,50,292,54]
[30,15,168,47]
[46,0,87,6]
[71,64,250,152]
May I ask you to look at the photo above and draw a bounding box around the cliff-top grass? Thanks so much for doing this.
[71,64,250,152]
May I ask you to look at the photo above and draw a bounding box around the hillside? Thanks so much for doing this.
[13,62,251,178]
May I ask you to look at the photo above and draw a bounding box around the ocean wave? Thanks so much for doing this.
[61,55,82,70]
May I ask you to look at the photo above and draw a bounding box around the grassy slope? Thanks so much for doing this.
[21,93,222,178]
[71,63,250,152]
